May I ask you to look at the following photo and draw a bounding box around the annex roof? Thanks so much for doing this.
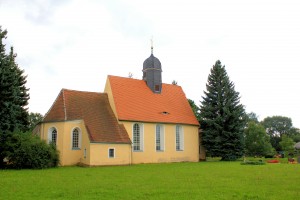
[108,75,199,126]
[43,89,131,144]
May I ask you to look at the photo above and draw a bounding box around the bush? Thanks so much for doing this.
[241,160,265,165]
[1,131,59,169]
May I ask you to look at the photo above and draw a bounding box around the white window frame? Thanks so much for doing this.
[175,125,184,151]
[132,123,144,152]
[108,148,115,158]
[48,127,58,145]
[71,127,82,150]
[155,124,165,151]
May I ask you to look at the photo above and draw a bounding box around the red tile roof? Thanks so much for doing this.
[108,75,199,126]
[43,89,131,144]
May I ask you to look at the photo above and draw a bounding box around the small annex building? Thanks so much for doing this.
[34,49,204,166]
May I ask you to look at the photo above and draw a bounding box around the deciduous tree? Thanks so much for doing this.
[244,122,274,157]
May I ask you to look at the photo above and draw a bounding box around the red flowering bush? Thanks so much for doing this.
[267,159,279,163]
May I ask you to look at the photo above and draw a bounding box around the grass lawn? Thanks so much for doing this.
[1,161,300,200]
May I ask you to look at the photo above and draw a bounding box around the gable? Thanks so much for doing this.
[43,89,131,144]
[107,75,199,126]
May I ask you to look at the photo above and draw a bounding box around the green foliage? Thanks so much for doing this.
[279,135,295,157]
[188,99,200,121]
[289,128,300,142]
[200,60,245,161]
[28,112,43,131]
[261,116,295,151]
[261,116,293,137]
[241,160,265,165]
[244,122,275,157]
[245,112,259,124]
[0,130,59,169]
[0,26,29,133]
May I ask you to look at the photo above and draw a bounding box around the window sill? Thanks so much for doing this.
[133,150,144,152]
[72,147,81,150]
[176,149,184,152]
[156,150,164,152]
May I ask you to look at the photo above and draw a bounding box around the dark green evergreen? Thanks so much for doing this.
[188,99,200,122]
[200,60,245,161]
[0,26,29,132]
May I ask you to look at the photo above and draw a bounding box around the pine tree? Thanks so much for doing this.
[0,26,29,132]
[200,60,245,161]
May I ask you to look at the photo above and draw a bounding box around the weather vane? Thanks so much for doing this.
[151,36,153,54]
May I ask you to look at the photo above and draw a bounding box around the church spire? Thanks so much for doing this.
[142,39,162,94]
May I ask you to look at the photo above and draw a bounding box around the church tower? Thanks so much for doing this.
[142,43,162,93]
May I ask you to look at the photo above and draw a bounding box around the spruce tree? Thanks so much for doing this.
[200,60,245,161]
[0,26,29,132]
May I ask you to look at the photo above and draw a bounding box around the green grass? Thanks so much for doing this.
[1,161,300,200]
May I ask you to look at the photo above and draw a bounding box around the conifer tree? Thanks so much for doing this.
[0,26,29,132]
[200,60,245,161]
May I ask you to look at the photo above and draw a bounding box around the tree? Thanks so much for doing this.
[244,122,274,157]
[172,80,178,85]
[0,26,30,132]
[28,112,43,131]
[245,112,259,124]
[188,99,200,121]
[261,116,294,151]
[261,116,293,138]
[279,135,295,157]
[1,130,59,169]
[200,60,246,161]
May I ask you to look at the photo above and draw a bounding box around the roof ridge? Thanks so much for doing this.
[62,89,67,120]
[62,88,102,94]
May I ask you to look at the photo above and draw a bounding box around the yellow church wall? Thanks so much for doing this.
[40,120,91,166]
[122,121,199,164]
[89,143,131,166]
[104,77,118,119]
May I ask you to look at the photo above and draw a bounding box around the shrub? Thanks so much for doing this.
[241,160,265,165]
[1,131,59,169]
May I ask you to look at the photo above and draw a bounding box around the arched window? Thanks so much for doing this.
[51,129,57,145]
[156,124,164,151]
[176,125,184,151]
[48,127,57,145]
[133,123,143,151]
[72,128,81,149]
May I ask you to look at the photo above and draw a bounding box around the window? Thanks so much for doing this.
[155,85,160,92]
[108,148,115,158]
[133,123,143,151]
[72,128,81,149]
[156,124,164,151]
[51,129,57,145]
[48,127,57,145]
[176,125,184,151]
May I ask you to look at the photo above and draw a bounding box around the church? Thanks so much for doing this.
[34,47,204,166]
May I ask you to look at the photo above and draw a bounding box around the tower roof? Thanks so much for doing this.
[143,54,162,71]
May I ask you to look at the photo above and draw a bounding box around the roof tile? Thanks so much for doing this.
[108,75,199,126]
[43,89,131,144]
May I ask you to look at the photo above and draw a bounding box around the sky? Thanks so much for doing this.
[1,0,300,127]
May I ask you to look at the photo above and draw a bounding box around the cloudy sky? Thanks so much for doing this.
[1,0,300,127]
